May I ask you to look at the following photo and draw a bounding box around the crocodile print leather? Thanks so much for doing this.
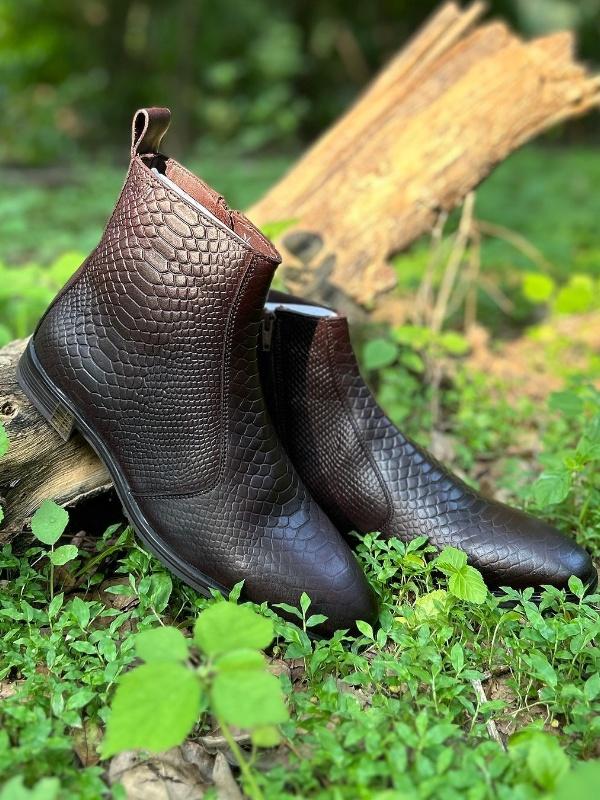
[30,115,377,634]
[260,296,596,591]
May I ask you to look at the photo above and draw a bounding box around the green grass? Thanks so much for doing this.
[0,144,599,797]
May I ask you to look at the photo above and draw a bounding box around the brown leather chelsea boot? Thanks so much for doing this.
[17,109,377,634]
[259,290,597,596]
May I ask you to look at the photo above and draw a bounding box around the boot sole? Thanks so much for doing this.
[17,340,230,600]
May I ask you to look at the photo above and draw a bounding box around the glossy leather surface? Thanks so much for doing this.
[260,293,596,591]
[30,110,377,633]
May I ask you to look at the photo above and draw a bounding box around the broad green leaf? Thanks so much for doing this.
[0,506,4,525]
[135,626,189,663]
[527,734,569,790]
[49,544,78,566]
[194,603,273,657]
[531,470,571,507]
[554,760,600,799]
[435,547,467,575]
[448,566,487,604]
[362,338,398,370]
[102,662,201,757]
[211,669,288,728]
[31,500,69,546]
[215,649,265,673]
[0,421,8,458]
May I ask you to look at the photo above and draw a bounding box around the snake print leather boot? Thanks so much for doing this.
[259,290,597,595]
[17,109,378,634]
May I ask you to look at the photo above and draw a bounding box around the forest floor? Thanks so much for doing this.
[0,145,599,799]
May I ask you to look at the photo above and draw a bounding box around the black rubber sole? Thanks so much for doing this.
[17,341,230,601]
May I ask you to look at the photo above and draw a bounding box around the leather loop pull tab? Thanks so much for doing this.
[131,107,171,159]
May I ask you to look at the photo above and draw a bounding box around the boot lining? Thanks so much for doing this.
[264,302,337,318]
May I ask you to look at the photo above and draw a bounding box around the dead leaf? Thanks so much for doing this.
[73,719,102,767]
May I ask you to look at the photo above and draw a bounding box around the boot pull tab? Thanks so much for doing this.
[131,107,171,159]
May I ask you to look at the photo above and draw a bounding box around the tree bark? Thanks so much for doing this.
[1,1,599,539]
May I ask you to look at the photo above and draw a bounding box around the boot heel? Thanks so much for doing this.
[17,343,76,442]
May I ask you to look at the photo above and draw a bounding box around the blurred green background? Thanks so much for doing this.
[1,0,600,348]
[2,0,600,166]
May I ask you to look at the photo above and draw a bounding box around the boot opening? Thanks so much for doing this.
[146,158,279,261]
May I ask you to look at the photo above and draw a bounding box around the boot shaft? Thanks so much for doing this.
[33,109,280,496]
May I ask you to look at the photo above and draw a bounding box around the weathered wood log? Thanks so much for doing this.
[249,1,600,309]
[1,1,599,539]
[0,340,111,539]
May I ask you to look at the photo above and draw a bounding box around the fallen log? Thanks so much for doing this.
[1,1,599,539]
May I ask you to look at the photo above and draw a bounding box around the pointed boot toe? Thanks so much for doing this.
[18,108,377,634]
[259,292,596,596]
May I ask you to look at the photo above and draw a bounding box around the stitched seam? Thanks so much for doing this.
[325,320,394,531]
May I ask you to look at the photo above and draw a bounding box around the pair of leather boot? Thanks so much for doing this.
[19,109,596,634]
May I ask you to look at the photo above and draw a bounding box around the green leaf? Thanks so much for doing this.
[299,592,311,616]
[549,391,584,417]
[135,626,189,663]
[415,590,450,620]
[554,760,600,799]
[448,566,487,604]
[439,331,469,356]
[260,218,298,240]
[49,544,78,566]
[0,776,60,800]
[70,596,91,629]
[215,649,265,673]
[355,620,374,639]
[211,670,288,729]
[531,470,571,506]
[435,547,467,575]
[554,274,595,315]
[0,421,8,459]
[526,734,569,790]
[584,673,600,702]
[251,725,281,748]
[194,603,273,657]
[66,688,95,710]
[362,338,398,370]
[31,500,69,545]
[102,662,201,757]
[522,272,555,303]
[527,653,557,687]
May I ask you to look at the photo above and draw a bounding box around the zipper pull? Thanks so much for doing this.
[262,311,275,352]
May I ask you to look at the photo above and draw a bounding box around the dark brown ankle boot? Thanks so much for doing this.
[18,109,377,634]
[259,290,597,595]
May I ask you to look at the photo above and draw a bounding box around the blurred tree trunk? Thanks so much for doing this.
[1,1,599,539]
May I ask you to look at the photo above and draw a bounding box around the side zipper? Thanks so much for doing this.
[261,310,275,352]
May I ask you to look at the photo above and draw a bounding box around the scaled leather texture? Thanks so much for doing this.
[260,294,596,591]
